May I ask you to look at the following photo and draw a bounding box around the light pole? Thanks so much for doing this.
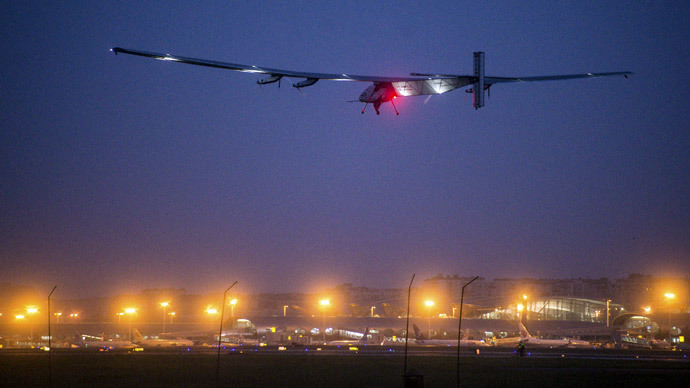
[424,300,435,336]
[124,308,136,342]
[217,281,238,384]
[517,303,524,322]
[48,285,57,387]
[456,275,479,388]
[606,300,611,327]
[230,299,238,318]
[665,293,675,336]
[403,274,415,378]
[521,294,529,321]
[283,305,289,317]
[319,299,330,344]
[371,306,376,317]
[169,312,176,328]
[26,306,38,345]
[160,302,169,334]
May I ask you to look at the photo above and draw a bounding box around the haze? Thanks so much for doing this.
[1,2,689,299]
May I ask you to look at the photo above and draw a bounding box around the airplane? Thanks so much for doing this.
[111,47,632,115]
[327,327,382,346]
[412,324,489,347]
[131,328,194,347]
[518,321,590,348]
[74,333,135,349]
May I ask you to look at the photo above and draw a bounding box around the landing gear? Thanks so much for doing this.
[390,98,399,115]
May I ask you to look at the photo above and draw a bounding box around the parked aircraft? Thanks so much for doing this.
[74,333,135,349]
[518,321,590,348]
[111,47,631,115]
[132,329,194,347]
[412,324,489,347]
[328,327,382,346]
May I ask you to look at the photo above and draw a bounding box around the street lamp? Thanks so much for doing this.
[606,300,611,327]
[521,294,529,321]
[517,303,524,322]
[230,299,238,318]
[665,293,675,330]
[54,312,62,324]
[424,300,435,336]
[216,281,238,384]
[160,302,169,333]
[371,306,376,317]
[319,299,330,343]
[456,275,479,388]
[26,306,38,345]
[283,305,289,317]
[125,308,136,342]
[169,312,176,327]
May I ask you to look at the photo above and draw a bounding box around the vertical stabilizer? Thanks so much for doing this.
[518,321,531,340]
[412,324,426,341]
[473,52,485,109]
[359,327,370,344]
[132,328,144,342]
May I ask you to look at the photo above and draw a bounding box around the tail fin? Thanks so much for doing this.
[472,51,485,109]
[358,327,370,344]
[412,324,426,341]
[518,321,531,340]
[132,328,144,342]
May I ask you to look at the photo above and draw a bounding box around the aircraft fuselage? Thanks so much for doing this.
[358,83,398,115]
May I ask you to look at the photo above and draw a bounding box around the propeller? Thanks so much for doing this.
[284,78,306,97]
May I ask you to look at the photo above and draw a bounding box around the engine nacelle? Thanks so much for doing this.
[293,78,318,88]
[257,74,283,85]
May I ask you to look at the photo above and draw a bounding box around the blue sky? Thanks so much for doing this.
[2,1,689,298]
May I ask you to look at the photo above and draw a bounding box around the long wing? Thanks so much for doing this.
[111,47,629,99]
[485,72,632,83]
[410,71,632,83]
[111,47,430,83]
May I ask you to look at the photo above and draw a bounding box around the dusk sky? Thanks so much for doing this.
[2,2,689,299]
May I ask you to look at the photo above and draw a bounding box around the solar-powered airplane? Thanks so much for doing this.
[111,47,631,115]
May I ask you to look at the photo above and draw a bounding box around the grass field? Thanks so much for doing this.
[1,352,688,387]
